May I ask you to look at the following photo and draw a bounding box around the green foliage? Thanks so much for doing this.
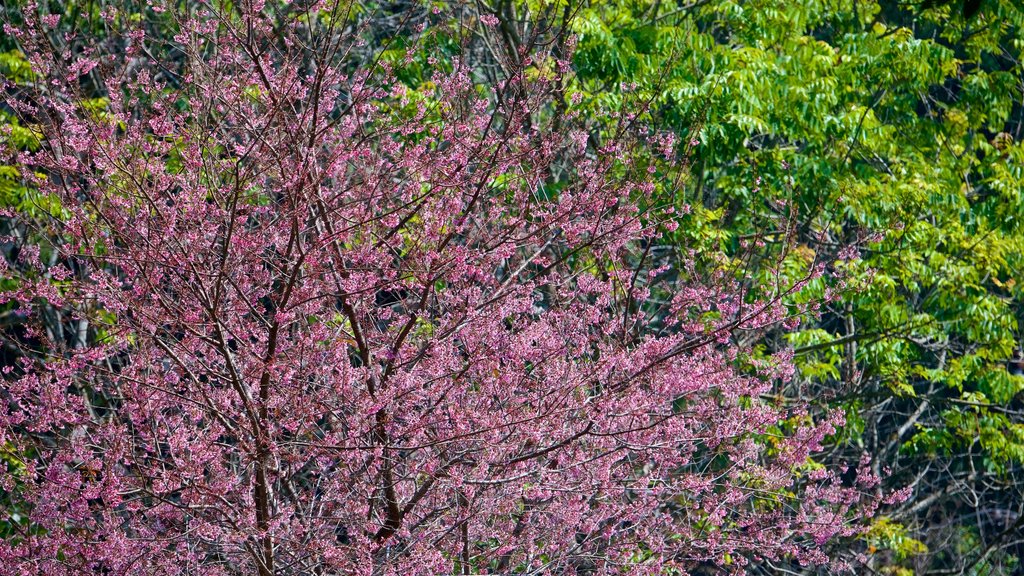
[0,50,34,83]
[866,517,929,561]
[568,0,1024,571]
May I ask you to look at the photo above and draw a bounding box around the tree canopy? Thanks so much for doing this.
[567,0,1024,573]
[1,0,1022,575]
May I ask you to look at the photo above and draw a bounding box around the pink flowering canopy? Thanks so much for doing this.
[0,2,891,574]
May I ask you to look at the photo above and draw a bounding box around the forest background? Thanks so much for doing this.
[1,0,1023,575]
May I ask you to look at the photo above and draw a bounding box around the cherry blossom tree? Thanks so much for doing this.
[0,1,890,574]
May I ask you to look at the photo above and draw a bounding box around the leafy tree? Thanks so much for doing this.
[563,0,1024,573]
[0,1,885,574]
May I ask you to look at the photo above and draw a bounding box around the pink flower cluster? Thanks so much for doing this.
[0,2,889,574]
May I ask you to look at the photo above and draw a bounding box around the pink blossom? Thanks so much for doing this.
[0,3,887,574]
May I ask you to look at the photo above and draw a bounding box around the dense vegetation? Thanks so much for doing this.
[563,1,1024,573]
[1,0,1022,574]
